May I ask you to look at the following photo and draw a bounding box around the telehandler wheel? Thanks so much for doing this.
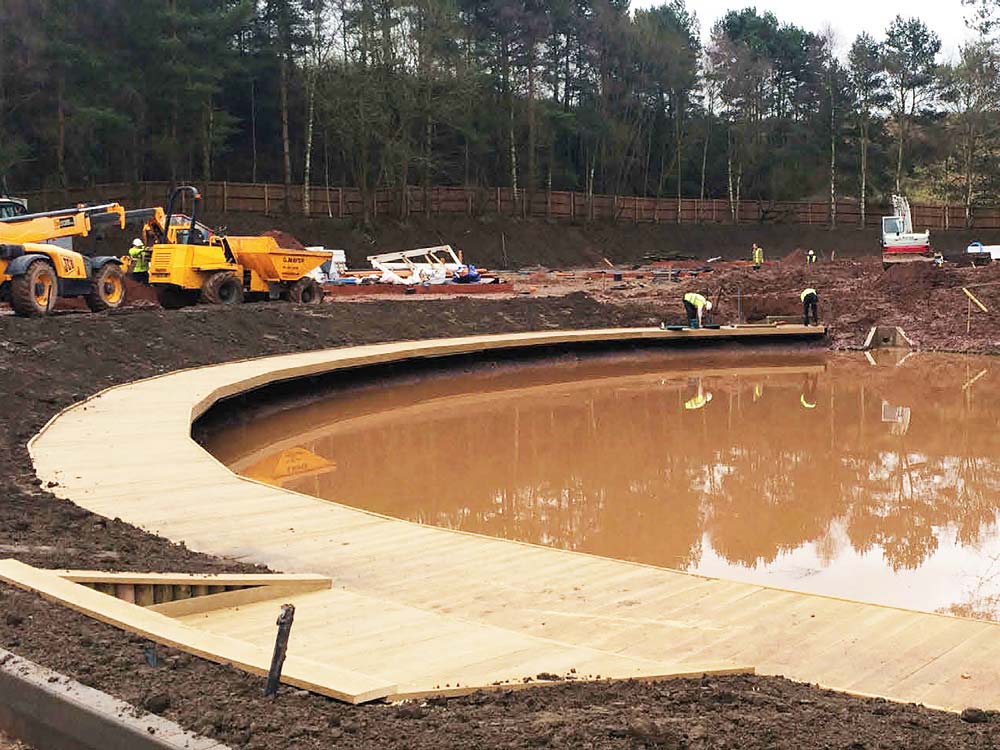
[10,260,59,317]
[155,285,199,310]
[84,263,127,312]
[288,277,323,304]
[200,272,244,305]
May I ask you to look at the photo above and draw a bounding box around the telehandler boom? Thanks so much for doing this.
[0,203,129,316]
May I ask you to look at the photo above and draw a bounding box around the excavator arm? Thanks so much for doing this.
[0,203,126,244]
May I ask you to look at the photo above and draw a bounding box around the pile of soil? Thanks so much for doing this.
[780,248,807,264]
[602,257,1000,352]
[261,228,306,249]
[0,299,996,748]
[876,262,948,296]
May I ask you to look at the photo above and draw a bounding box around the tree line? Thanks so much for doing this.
[2,0,1000,225]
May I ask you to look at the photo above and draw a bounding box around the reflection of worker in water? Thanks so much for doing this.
[800,373,818,409]
[128,238,149,284]
[801,287,819,326]
[753,383,763,402]
[682,292,712,329]
[751,243,764,269]
[684,380,713,410]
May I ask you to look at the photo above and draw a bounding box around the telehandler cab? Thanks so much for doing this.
[146,186,329,308]
[0,202,128,316]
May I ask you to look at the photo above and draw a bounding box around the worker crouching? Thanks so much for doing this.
[683,292,712,328]
[801,287,819,326]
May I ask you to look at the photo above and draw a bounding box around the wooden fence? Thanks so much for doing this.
[17,181,997,230]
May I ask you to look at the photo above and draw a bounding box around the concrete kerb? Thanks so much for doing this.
[0,648,228,750]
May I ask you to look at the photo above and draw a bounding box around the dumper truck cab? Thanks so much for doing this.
[0,202,128,316]
[881,195,931,267]
[146,186,330,308]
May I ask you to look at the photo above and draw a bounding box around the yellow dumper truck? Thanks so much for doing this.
[145,186,330,308]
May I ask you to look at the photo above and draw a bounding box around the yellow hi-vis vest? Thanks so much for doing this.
[129,245,149,273]
[752,246,764,264]
[801,288,817,302]
[684,292,708,309]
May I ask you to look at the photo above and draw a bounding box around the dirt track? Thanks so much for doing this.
[0,296,997,748]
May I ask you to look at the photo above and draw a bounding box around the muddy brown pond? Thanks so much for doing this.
[203,348,1000,621]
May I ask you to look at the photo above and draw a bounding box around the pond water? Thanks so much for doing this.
[204,348,1000,621]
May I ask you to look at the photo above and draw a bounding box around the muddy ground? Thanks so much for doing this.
[0,297,998,748]
[596,256,1000,352]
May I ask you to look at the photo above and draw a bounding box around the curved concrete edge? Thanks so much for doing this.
[0,648,227,750]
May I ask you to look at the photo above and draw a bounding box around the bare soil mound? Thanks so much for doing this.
[876,262,947,296]
[261,228,306,249]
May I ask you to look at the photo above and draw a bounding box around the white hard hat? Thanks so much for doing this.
[705,392,714,402]
[705,301,713,310]
[132,238,143,247]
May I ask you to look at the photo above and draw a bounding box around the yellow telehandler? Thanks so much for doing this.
[145,186,330,308]
[0,202,128,316]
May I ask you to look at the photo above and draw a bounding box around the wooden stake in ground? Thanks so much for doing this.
[962,287,989,334]
[265,604,296,698]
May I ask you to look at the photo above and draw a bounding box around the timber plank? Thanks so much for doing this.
[0,561,394,704]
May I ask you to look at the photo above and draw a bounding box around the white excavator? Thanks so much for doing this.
[881,195,932,267]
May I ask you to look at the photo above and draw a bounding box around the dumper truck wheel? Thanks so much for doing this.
[84,263,127,312]
[288,277,323,304]
[10,260,59,317]
[201,272,244,305]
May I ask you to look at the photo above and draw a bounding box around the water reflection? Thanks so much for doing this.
[206,351,1000,621]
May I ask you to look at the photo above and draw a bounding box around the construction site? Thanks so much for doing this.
[0,177,998,750]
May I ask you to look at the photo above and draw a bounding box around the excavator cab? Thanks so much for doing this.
[0,202,128,316]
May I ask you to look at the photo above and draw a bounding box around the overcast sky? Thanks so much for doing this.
[631,0,979,59]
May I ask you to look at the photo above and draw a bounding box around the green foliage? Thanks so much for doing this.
[1,0,998,215]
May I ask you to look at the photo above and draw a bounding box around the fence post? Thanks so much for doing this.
[466,186,472,217]
[223,181,228,214]
[264,184,269,216]
[338,187,343,218]
[570,192,575,220]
